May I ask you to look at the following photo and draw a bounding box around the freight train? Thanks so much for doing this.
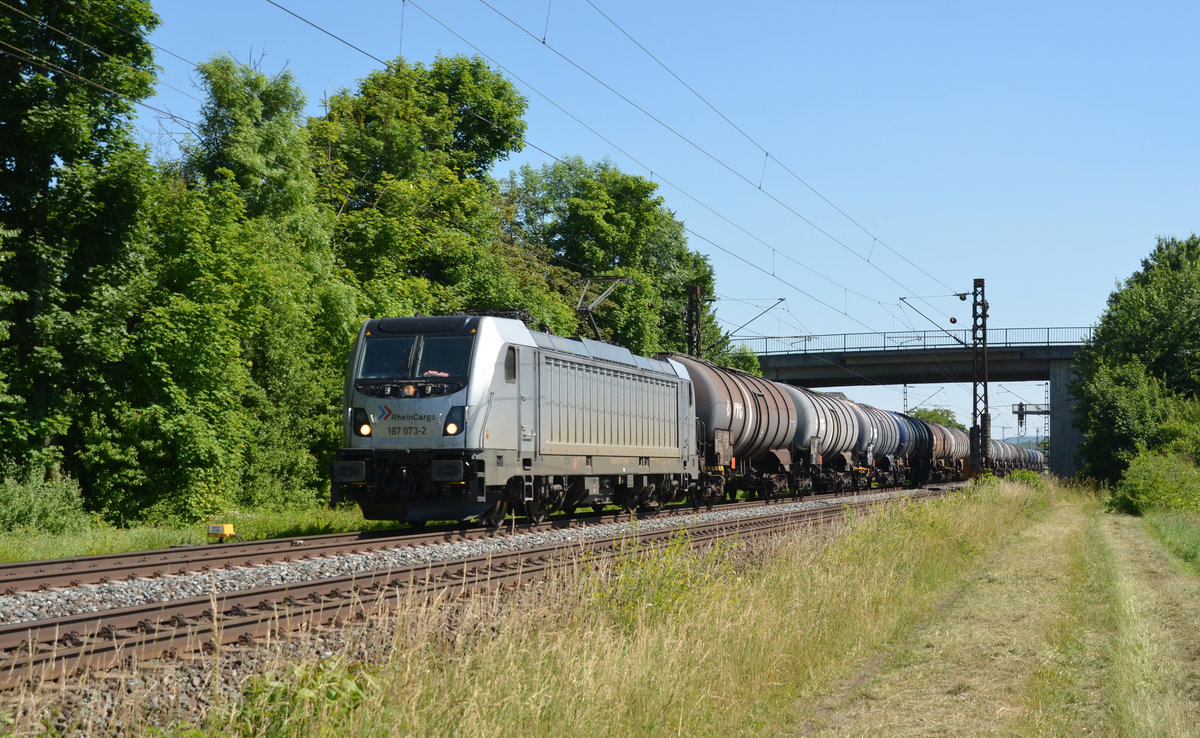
[331,315,1044,525]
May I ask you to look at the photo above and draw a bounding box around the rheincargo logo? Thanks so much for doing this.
[394,412,437,423]
[376,405,436,423]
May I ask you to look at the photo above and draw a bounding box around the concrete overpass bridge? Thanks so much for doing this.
[734,327,1094,478]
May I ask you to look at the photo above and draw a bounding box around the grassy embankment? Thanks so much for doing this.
[210,475,1199,736]
[0,465,412,562]
[16,475,1200,735]
[195,475,1091,736]
[0,506,399,564]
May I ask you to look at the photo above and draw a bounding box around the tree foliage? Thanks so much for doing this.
[906,407,965,431]
[185,56,317,221]
[500,157,728,356]
[0,30,740,525]
[0,0,159,473]
[306,57,577,330]
[1072,235,1200,487]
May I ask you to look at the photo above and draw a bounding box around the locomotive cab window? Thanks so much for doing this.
[358,335,474,379]
[504,346,517,383]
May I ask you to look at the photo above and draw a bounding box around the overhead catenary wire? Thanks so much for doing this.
[245,0,907,335]
[10,4,652,291]
[470,0,959,319]
[64,0,915,338]
[398,0,909,331]
[579,0,957,298]
[10,3,989,414]
[3,4,779,348]
[76,1,961,340]
[0,38,189,128]
[27,0,977,396]
[62,0,199,68]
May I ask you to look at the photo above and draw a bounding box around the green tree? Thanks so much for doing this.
[501,157,722,355]
[185,56,316,221]
[1072,234,1200,483]
[424,55,528,177]
[709,343,761,374]
[906,407,966,431]
[308,55,572,328]
[77,56,357,521]
[0,0,159,474]
[0,229,20,411]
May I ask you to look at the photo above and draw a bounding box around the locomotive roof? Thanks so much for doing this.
[368,315,484,335]
[530,331,680,377]
[363,315,681,378]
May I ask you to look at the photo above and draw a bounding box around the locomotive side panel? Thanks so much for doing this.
[537,352,686,472]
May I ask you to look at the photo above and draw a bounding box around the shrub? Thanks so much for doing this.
[1109,450,1200,515]
[0,464,92,534]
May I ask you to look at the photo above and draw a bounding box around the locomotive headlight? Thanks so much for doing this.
[443,405,465,436]
[352,407,372,437]
[402,384,417,397]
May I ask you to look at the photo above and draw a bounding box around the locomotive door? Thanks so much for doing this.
[517,347,538,463]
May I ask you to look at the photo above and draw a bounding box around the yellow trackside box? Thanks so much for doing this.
[207,523,237,540]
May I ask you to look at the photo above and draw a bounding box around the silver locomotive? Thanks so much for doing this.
[331,315,697,524]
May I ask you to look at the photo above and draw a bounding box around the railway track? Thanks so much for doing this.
[0,494,861,595]
[0,487,951,689]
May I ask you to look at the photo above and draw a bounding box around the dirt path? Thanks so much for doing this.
[778,501,1200,736]
[1101,514,1200,735]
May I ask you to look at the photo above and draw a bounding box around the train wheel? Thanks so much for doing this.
[525,499,548,525]
[481,501,508,530]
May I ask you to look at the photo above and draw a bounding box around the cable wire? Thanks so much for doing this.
[475,0,959,316]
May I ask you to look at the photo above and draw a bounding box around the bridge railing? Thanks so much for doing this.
[735,327,1095,356]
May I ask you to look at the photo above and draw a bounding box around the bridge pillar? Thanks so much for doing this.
[1049,359,1083,478]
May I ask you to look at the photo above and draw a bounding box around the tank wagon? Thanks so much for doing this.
[332,316,1045,523]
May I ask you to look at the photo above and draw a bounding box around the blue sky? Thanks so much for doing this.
[139,0,1199,438]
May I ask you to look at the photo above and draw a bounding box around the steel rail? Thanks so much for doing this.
[0,487,950,688]
[0,497,830,594]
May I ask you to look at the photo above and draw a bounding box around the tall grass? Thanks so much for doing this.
[1142,508,1200,571]
[0,504,400,563]
[204,478,1052,736]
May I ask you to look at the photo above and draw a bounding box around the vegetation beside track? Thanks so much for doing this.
[213,475,1200,737]
[0,503,397,564]
[13,475,1200,735]
[218,476,1058,734]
